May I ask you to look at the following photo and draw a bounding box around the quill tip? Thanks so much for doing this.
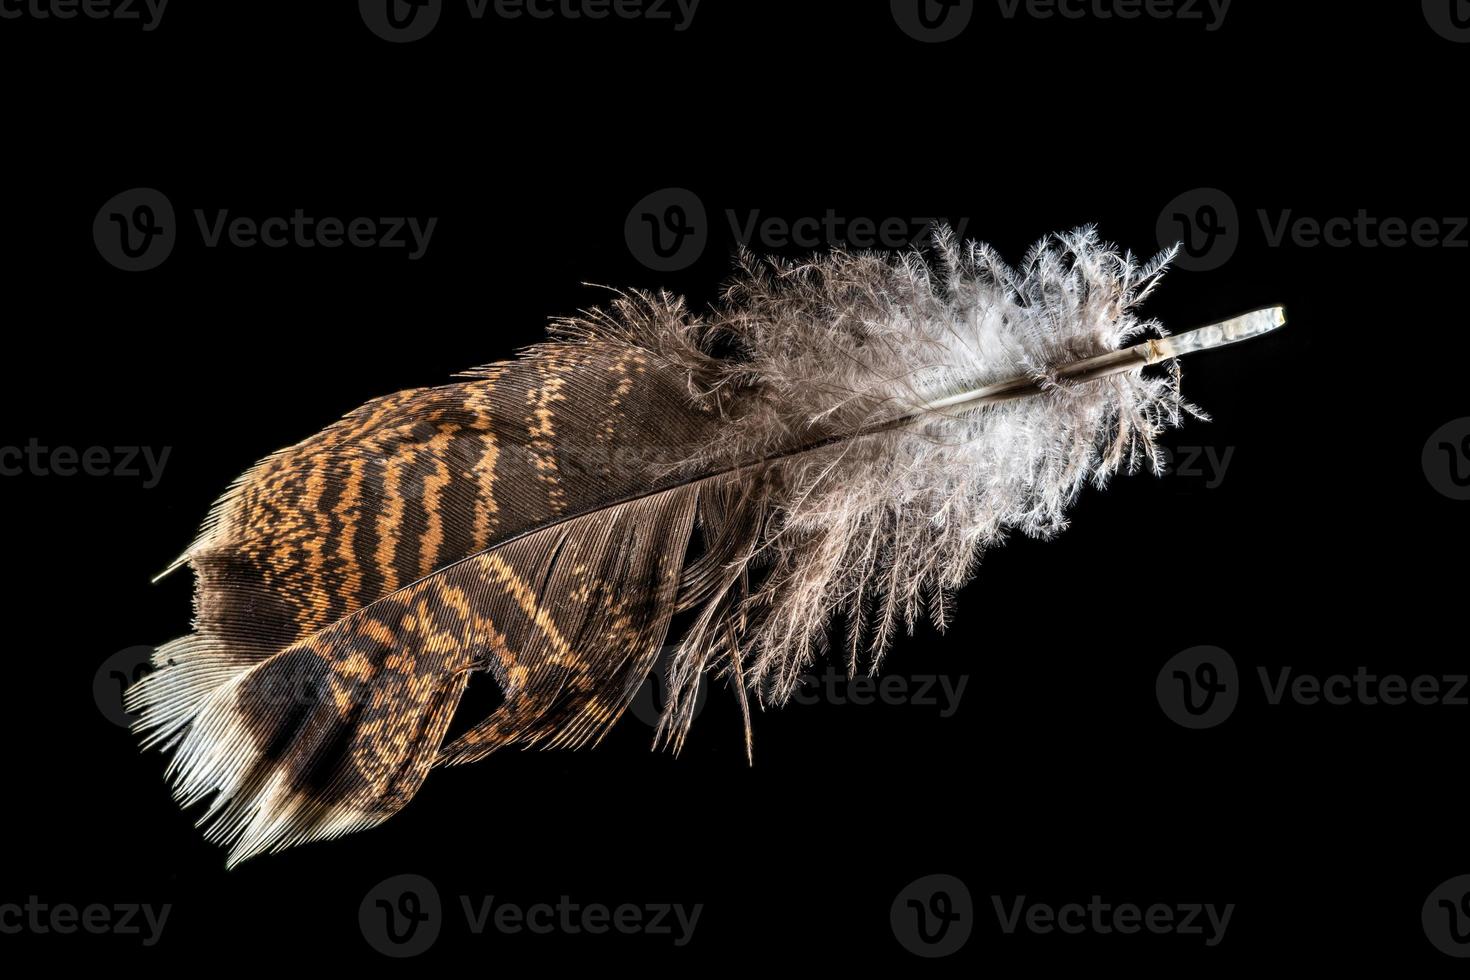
[1147,306,1287,363]
[151,555,189,584]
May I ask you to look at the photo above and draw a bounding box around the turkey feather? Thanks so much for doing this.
[126,226,1284,865]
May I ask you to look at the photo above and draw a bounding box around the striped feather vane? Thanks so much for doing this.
[127,227,1282,865]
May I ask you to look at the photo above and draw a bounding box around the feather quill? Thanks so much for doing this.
[127,226,1282,865]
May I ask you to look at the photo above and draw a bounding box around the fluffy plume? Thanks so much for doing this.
[128,226,1202,864]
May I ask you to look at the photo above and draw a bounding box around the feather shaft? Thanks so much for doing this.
[921,306,1286,416]
[127,226,1287,866]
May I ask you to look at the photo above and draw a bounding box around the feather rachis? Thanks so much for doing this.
[129,226,1215,864]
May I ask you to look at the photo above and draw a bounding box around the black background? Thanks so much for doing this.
[1,0,1465,969]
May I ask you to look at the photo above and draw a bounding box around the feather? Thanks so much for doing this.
[126,225,1282,865]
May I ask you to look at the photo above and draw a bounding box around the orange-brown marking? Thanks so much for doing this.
[419,423,456,578]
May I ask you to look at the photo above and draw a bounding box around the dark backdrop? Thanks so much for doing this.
[1,0,1465,969]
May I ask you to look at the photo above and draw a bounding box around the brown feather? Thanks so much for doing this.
[128,228,1218,865]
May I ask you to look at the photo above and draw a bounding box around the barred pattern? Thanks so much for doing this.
[129,227,1195,865]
